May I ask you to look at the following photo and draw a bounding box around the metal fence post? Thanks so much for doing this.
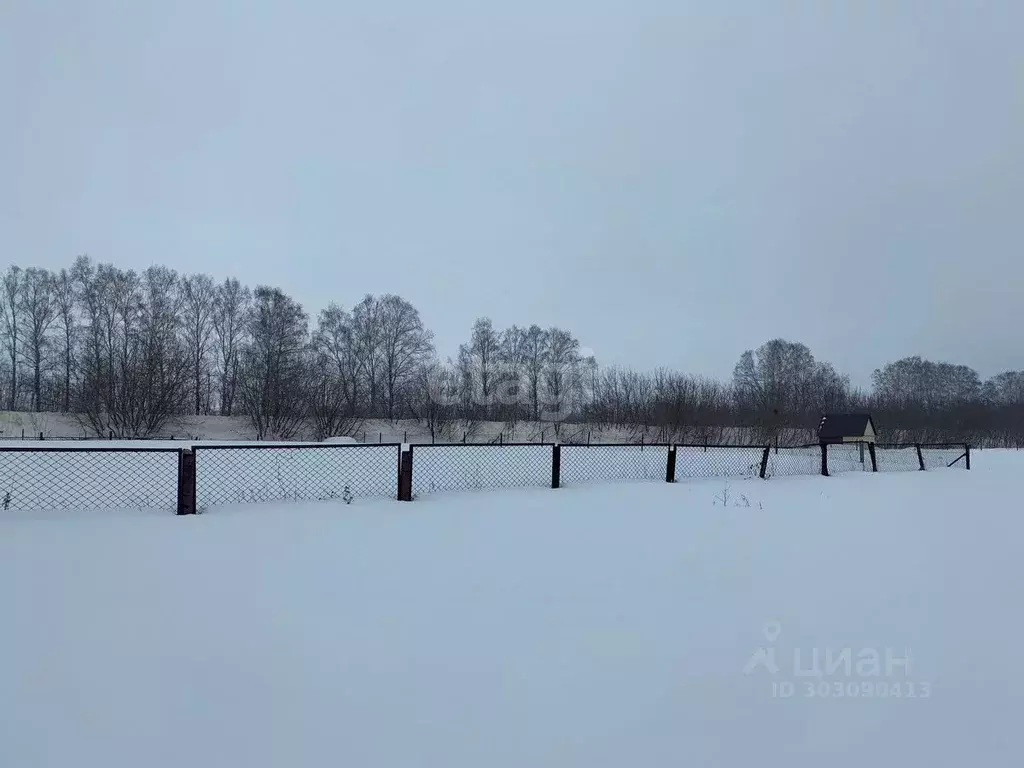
[398,447,413,501]
[820,442,829,477]
[177,448,197,515]
[551,444,561,489]
[915,444,925,471]
[965,444,971,470]
[665,446,677,483]
[759,447,770,479]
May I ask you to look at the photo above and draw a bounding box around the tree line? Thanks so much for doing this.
[1,257,1021,445]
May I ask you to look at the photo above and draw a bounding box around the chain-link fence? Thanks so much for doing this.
[764,445,821,477]
[766,442,969,478]
[874,445,922,472]
[673,445,767,480]
[920,444,969,470]
[410,444,552,497]
[825,443,873,474]
[0,438,972,513]
[0,447,180,512]
[194,444,400,508]
[560,444,671,486]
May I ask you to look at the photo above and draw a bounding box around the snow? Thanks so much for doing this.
[322,435,359,444]
[0,408,821,445]
[0,451,1018,766]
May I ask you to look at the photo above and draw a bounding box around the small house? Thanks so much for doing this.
[817,413,876,444]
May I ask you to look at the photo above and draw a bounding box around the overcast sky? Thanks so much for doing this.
[2,0,1021,387]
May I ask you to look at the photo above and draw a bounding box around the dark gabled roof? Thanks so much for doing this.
[817,413,875,439]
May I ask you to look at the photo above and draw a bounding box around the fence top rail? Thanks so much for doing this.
[0,445,182,454]
[872,442,968,450]
[193,442,402,450]
[409,442,555,448]
[558,441,673,447]
[674,443,771,450]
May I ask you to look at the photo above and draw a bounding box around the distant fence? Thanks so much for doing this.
[0,440,970,514]
[769,442,970,477]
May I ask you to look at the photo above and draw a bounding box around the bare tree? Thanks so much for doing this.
[870,356,983,443]
[17,268,56,411]
[733,339,849,443]
[313,303,363,416]
[309,303,364,439]
[522,325,548,422]
[407,359,459,442]
[351,294,384,416]
[180,273,216,415]
[131,265,190,436]
[309,365,363,441]
[377,294,434,421]
[457,317,500,419]
[77,265,188,437]
[540,327,583,435]
[212,277,250,416]
[237,287,310,440]
[1,266,22,409]
[495,324,528,432]
[52,266,78,412]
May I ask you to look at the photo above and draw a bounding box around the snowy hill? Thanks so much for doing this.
[0,409,813,446]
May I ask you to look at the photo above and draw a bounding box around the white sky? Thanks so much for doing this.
[3,0,1022,387]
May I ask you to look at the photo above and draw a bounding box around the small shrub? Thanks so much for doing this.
[713,485,731,507]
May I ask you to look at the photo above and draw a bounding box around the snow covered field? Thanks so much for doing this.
[0,450,1016,766]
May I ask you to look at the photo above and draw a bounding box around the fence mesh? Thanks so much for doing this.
[674,445,766,480]
[194,445,400,508]
[560,444,670,486]
[874,445,921,472]
[920,444,969,470]
[411,444,551,496]
[765,446,820,478]
[825,443,872,474]
[0,448,179,512]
